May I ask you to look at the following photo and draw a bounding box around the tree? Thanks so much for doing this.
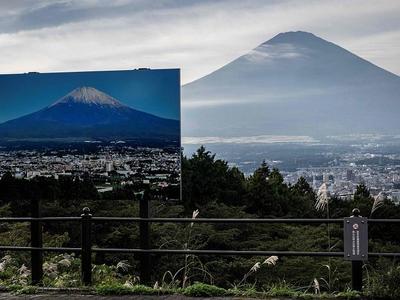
[289,177,316,217]
[245,161,275,216]
[182,146,239,211]
[215,166,246,206]
[352,183,373,216]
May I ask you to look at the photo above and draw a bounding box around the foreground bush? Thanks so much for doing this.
[96,283,162,295]
[182,283,227,297]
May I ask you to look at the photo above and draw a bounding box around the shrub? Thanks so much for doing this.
[14,286,38,295]
[369,266,400,299]
[183,283,226,297]
[336,289,361,299]
[130,284,159,295]
[265,282,298,297]
[96,284,133,295]
[96,283,161,295]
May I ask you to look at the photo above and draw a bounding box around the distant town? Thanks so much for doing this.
[266,147,400,203]
[2,141,400,205]
[185,141,400,205]
[283,162,400,204]
[0,145,180,197]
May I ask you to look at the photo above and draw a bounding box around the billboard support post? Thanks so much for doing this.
[138,191,151,285]
[31,198,43,285]
[81,207,92,285]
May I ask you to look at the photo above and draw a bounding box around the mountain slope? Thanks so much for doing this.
[182,31,400,138]
[0,87,179,141]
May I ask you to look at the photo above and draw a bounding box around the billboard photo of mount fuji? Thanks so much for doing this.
[0,69,181,200]
[0,69,180,145]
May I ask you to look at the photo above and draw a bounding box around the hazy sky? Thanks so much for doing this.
[0,0,399,84]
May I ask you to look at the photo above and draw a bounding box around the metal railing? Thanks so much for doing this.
[0,197,399,292]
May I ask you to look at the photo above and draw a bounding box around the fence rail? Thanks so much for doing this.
[0,196,399,291]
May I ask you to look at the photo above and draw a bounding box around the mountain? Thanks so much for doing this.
[0,87,179,142]
[182,31,400,139]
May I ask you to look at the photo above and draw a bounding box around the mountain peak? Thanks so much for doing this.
[264,31,327,46]
[50,86,125,107]
[182,31,400,138]
[275,31,316,38]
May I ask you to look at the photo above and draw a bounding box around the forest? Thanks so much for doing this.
[0,146,399,298]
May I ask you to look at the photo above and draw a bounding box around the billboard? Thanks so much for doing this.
[0,69,181,201]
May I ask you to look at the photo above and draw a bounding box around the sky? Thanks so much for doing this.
[0,69,180,122]
[0,0,399,84]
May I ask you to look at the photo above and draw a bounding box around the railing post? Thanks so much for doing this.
[137,191,151,285]
[81,207,92,285]
[31,198,43,285]
[351,208,363,292]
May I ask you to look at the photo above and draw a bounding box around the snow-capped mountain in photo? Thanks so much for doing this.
[0,87,179,141]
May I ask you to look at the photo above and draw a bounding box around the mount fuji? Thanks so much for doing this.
[182,31,400,139]
[0,87,179,142]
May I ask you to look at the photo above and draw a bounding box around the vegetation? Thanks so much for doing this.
[182,282,226,297]
[0,146,399,298]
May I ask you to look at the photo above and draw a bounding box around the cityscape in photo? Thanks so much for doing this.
[0,69,181,200]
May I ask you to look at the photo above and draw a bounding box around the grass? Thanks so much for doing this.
[95,283,365,299]
[335,290,362,299]
[14,286,38,295]
[182,282,227,297]
[0,282,370,299]
[96,283,164,295]
[265,282,299,297]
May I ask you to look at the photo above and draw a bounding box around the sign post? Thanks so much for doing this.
[344,208,368,291]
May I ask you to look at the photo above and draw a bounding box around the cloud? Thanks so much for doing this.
[182,135,318,144]
[182,88,329,108]
[0,0,156,33]
[0,0,398,83]
[244,43,305,63]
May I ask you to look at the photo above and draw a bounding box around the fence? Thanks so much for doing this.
[0,195,399,292]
